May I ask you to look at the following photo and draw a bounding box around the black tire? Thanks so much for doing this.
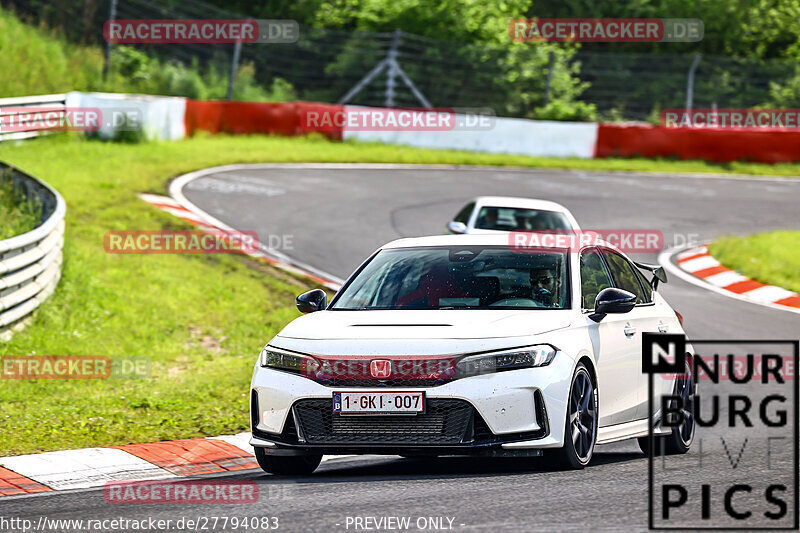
[553,362,598,469]
[638,357,695,456]
[254,447,322,475]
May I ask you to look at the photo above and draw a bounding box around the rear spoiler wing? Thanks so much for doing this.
[633,261,667,290]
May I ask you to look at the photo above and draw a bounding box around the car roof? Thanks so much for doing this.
[381,233,621,251]
[471,196,572,212]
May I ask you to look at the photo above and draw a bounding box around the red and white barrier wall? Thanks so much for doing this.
[183,100,342,140]
[595,123,800,164]
[67,92,800,164]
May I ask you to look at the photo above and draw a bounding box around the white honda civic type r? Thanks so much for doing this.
[249,234,695,474]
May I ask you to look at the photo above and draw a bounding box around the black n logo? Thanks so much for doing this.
[643,333,686,374]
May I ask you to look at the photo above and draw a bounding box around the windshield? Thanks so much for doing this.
[332,246,569,310]
[474,206,572,231]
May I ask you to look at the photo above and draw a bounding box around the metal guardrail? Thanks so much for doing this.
[0,163,65,338]
[0,94,67,142]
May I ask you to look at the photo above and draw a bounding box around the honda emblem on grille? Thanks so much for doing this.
[370,359,392,378]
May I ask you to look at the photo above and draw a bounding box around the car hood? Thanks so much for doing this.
[276,309,571,342]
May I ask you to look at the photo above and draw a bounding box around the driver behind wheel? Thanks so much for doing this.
[529,267,559,307]
[476,207,500,230]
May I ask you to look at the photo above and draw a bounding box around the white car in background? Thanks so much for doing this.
[249,234,694,475]
[446,196,580,235]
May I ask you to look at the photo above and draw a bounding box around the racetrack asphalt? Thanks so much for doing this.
[183,165,800,340]
[3,165,798,532]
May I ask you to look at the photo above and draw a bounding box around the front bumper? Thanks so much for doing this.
[249,351,574,455]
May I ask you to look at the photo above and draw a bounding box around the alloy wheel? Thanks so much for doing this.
[569,370,596,462]
[674,359,695,446]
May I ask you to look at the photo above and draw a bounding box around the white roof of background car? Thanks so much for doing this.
[472,196,572,212]
[383,234,515,249]
[382,233,625,254]
[382,233,611,249]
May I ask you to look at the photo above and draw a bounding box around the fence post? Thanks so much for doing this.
[384,30,402,107]
[685,53,702,113]
[543,49,555,106]
[337,28,430,108]
[102,0,118,80]
[227,40,243,101]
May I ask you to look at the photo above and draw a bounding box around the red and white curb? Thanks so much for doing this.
[0,433,255,495]
[663,244,800,314]
[139,192,342,291]
[0,434,349,496]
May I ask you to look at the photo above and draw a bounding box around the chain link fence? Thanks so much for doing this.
[576,51,796,121]
[3,0,796,121]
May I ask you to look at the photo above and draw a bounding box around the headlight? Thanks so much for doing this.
[456,345,557,375]
[259,347,319,375]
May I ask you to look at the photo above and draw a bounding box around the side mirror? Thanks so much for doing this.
[296,289,327,313]
[447,221,467,234]
[589,287,636,322]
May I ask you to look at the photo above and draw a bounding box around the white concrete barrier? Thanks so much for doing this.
[65,91,186,141]
[342,108,599,159]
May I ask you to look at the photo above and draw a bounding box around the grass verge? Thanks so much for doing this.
[709,231,800,293]
[0,133,799,456]
[0,172,42,239]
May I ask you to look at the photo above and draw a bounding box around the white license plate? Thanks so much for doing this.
[332,391,425,414]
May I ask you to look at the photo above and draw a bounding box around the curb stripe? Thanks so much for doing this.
[775,295,800,308]
[676,246,707,260]
[139,194,181,208]
[0,433,351,497]
[679,255,720,272]
[157,207,210,226]
[692,265,729,278]
[0,467,51,495]
[0,435,259,497]
[207,434,254,455]
[743,285,796,304]
[671,244,800,313]
[725,279,766,294]
[0,480,25,496]
[704,271,747,287]
[678,251,710,264]
[0,448,176,491]
[113,439,258,476]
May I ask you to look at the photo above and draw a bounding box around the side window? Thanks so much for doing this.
[454,202,474,224]
[579,249,613,310]
[603,251,649,304]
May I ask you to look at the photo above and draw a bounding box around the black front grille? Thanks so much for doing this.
[293,398,473,445]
